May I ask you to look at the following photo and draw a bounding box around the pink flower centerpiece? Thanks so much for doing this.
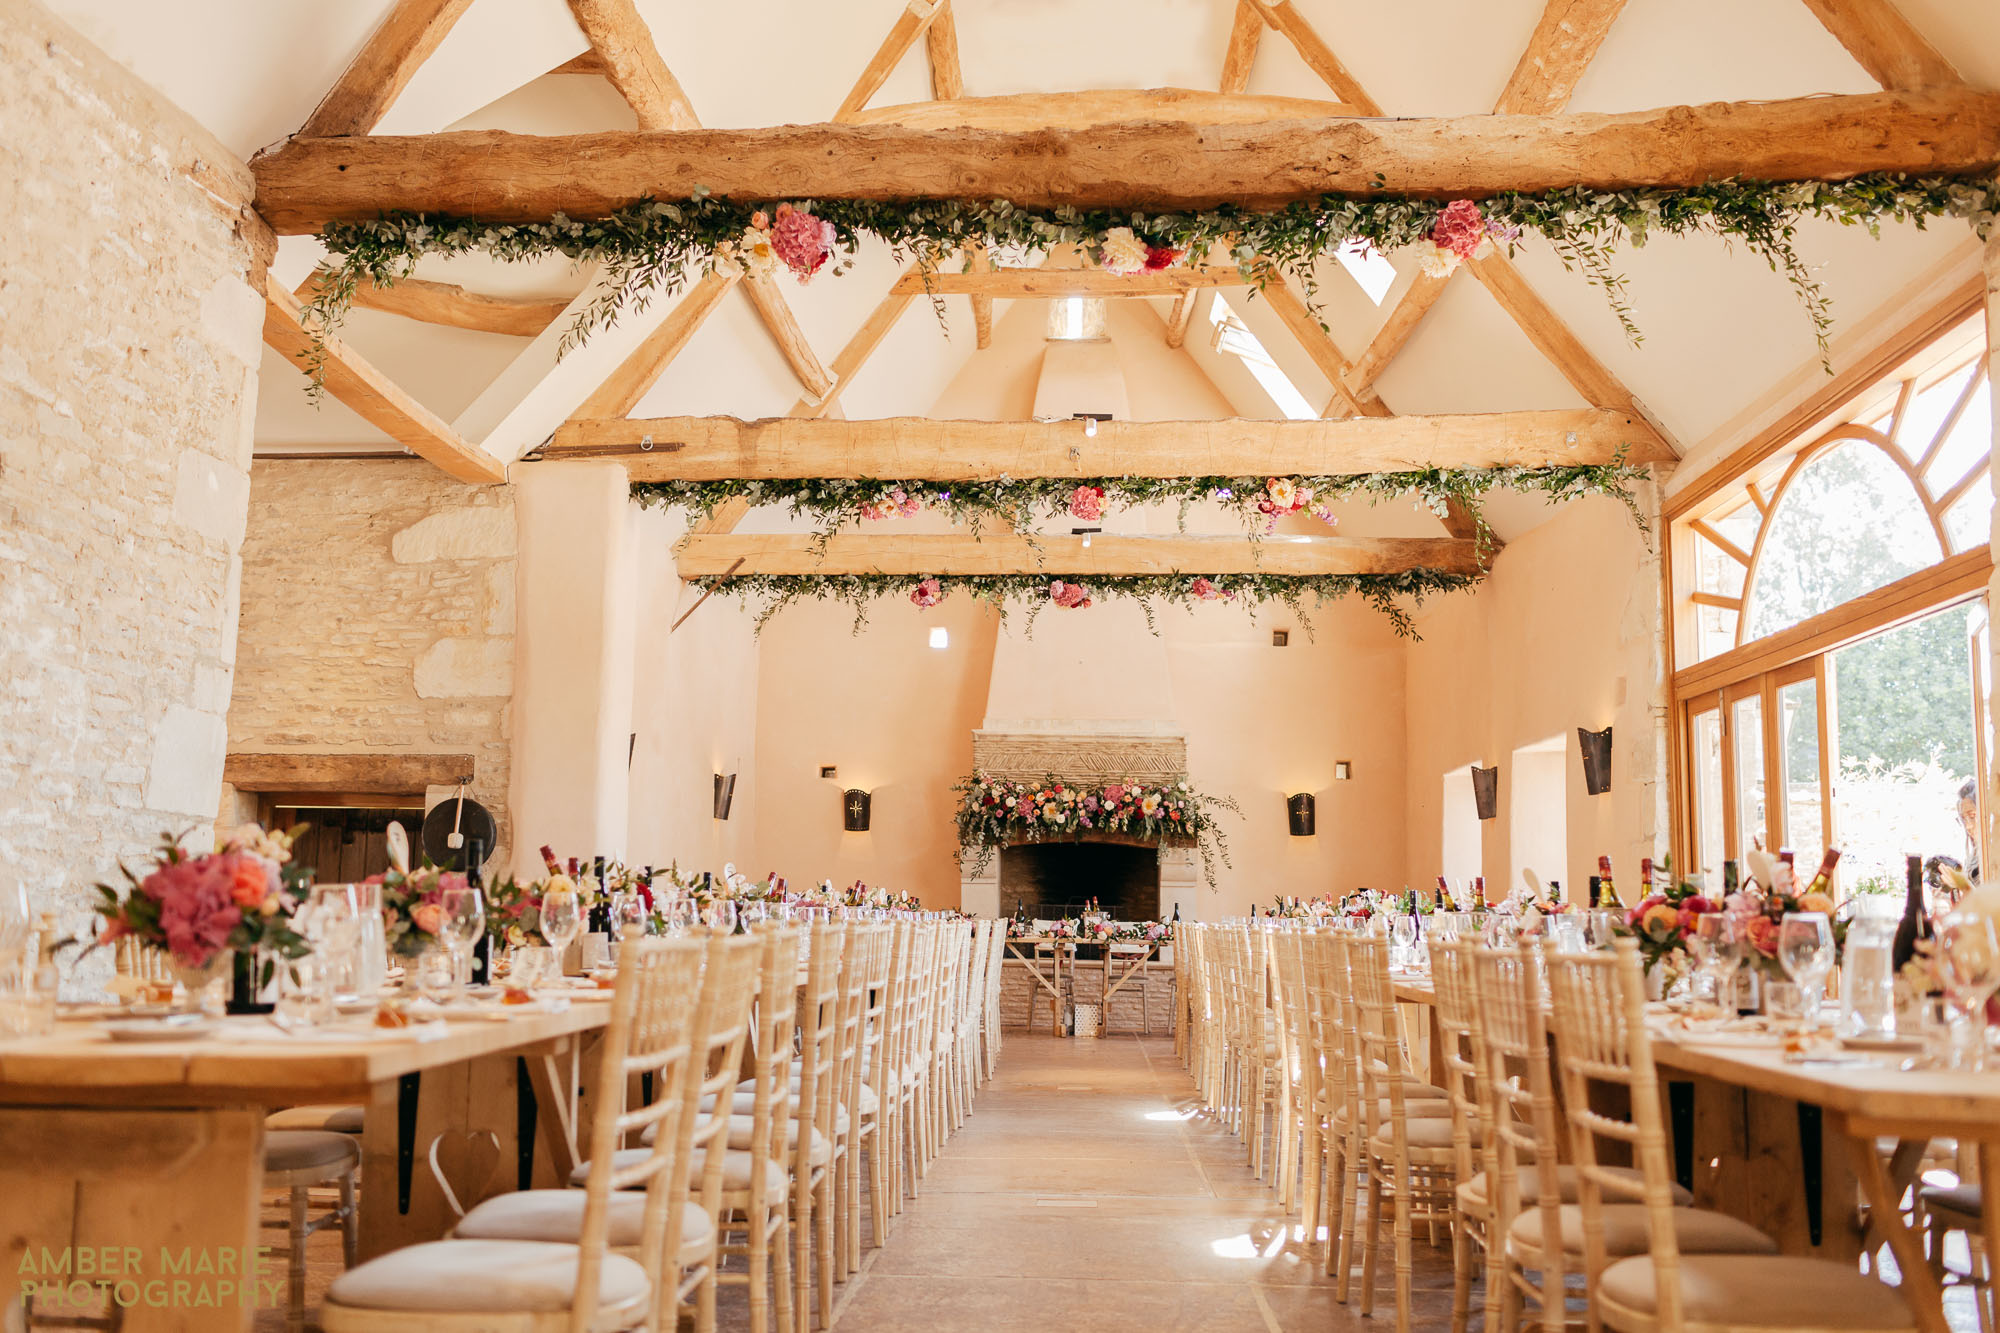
[768,203,837,281]
[88,826,312,988]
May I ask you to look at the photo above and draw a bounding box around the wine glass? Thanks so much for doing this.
[307,884,362,1005]
[1936,911,2000,1071]
[1390,915,1417,968]
[440,885,485,997]
[540,887,582,975]
[1777,912,1835,1023]
[614,891,648,938]
[704,898,738,934]
[1689,914,1726,1004]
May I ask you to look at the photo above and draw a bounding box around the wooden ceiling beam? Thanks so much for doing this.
[249,89,2000,232]
[924,0,964,100]
[1253,275,1371,417]
[1218,0,1265,94]
[833,0,944,121]
[1494,0,1630,115]
[741,270,837,402]
[848,87,1356,131]
[1240,0,1384,116]
[895,267,1247,297]
[1796,0,1961,92]
[298,0,479,138]
[568,268,739,421]
[296,273,570,337]
[677,532,1484,579]
[564,0,700,131]
[548,408,1671,480]
[261,275,505,484]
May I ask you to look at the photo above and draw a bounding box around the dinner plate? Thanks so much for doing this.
[104,1018,216,1042]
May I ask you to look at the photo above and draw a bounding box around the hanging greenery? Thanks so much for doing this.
[300,174,2000,394]
[701,568,1475,639]
[632,459,1652,551]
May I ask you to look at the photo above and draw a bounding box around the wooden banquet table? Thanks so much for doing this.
[1391,970,2000,1333]
[1004,933,1166,1034]
[0,1001,609,1332]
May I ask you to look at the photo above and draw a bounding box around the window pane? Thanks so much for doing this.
[1899,363,1978,462]
[1744,441,1942,641]
[1691,708,1725,888]
[1923,371,1991,499]
[1776,678,1823,870]
[1945,482,1993,554]
[1733,694,1767,858]
[1696,603,1739,660]
[1830,602,1977,894]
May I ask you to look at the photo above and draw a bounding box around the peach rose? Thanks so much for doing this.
[226,855,270,910]
[411,902,445,936]
[1641,903,1680,938]
[1798,892,1835,915]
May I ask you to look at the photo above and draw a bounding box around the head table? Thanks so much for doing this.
[1391,968,2000,1333]
[0,1000,611,1332]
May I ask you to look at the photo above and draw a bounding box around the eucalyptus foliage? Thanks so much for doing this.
[299,174,2000,395]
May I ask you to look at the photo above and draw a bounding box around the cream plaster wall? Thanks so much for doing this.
[1402,490,1669,900]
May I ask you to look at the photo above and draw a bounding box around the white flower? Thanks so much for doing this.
[1098,227,1149,276]
[1414,239,1459,279]
[1267,477,1297,509]
[732,226,778,275]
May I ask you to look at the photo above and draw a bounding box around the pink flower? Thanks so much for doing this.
[770,203,837,281]
[1190,577,1222,601]
[141,856,242,968]
[1430,199,1490,262]
[749,210,770,231]
[1050,580,1092,610]
[1068,486,1106,521]
[1744,914,1781,960]
[1143,246,1182,272]
[411,902,445,936]
[909,577,944,608]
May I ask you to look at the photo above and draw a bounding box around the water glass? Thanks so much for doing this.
[350,883,388,993]
[1919,996,1973,1070]
[540,888,583,971]
[0,963,55,1039]
[509,945,551,990]
[1840,913,1897,1038]
[704,899,738,934]
[1778,912,1835,1021]
[440,885,486,994]
[1936,911,2000,1070]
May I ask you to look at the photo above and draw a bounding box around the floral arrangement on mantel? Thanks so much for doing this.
[954,773,1239,889]
[299,176,2000,391]
[87,825,314,985]
[633,459,1649,547]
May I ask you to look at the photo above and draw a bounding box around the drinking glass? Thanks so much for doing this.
[1691,914,1729,1005]
[615,892,648,938]
[1389,915,1417,967]
[1936,911,2000,1071]
[657,896,692,938]
[1777,912,1835,1022]
[1549,917,1587,954]
[348,882,388,993]
[704,899,738,934]
[1585,910,1621,951]
[440,885,485,996]
[509,945,550,991]
[540,887,582,975]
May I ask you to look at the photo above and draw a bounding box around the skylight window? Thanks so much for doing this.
[1047,296,1107,340]
[1209,294,1317,420]
[1339,239,1397,305]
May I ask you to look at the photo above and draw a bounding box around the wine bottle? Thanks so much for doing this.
[1722,860,1739,895]
[1891,853,1931,973]
[538,844,562,876]
[467,837,491,985]
[1597,856,1622,909]
[1472,876,1485,907]
[1548,880,1562,908]
[1588,876,1603,908]
[1640,856,1655,896]
[1802,848,1841,898]
[1171,902,1181,922]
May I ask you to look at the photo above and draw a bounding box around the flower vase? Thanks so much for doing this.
[227,949,274,1016]
[1644,966,1666,1002]
[170,955,229,1013]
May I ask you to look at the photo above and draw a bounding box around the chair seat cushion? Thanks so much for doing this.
[266,1104,364,1133]
[454,1191,715,1266]
[1597,1255,1916,1330]
[1507,1204,1777,1262]
[326,1240,649,1318]
[1456,1165,1690,1213]
[1335,1098,1454,1129]
[1367,1117,1478,1155]
[572,1147,790,1196]
[263,1130,360,1175]
[724,1115,831,1165]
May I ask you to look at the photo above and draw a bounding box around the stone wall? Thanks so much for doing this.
[227,459,515,864]
[0,0,269,987]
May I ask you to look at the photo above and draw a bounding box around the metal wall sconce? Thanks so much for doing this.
[1578,727,1613,795]
[1333,761,1351,781]
[1287,792,1316,837]
[842,788,872,832]
[712,773,737,820]
[1471,766,1499,820]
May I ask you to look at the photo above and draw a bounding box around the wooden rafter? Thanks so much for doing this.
[677,533,1484,579]
[1344,272,1450,399]
[249,90,2000,231]
[964,245,994,350]
[1252,275,1372,417]
[1164,291,1202,349]
[548,409,1671,479]
[296,273,569,338]
[1240,0,1383,115]
[298,0,479,138]
[1218,1,1265,94]
[1796,0,1961,92]
[849,88,1355,130]
[924,0,964,100]
[548,49,606,76]
[1494,0,1631,115]
[568,269,739,421]
[893,266,1247,298]
[741,271,837,402]
[261,275,504,484]
[833,0,944,122]
[564,0,699,130]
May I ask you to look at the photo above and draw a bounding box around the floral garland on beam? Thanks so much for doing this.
[298,174,2000,391]
[955,774,1240,889]
[634,460,1651,547]
[706,568,1472,639]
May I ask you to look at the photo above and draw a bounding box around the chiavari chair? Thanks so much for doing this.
[1545,940,1915,1333]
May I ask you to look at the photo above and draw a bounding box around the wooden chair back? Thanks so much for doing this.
[1542,938,1683,1329]
[681,935,762,1305]
[739,926,803,1207]
[796,922,848,1186]
[1428,939,1486,1191]
[1346,933,1416,1140]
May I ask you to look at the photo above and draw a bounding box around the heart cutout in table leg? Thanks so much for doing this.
[427,1128,502,1217]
